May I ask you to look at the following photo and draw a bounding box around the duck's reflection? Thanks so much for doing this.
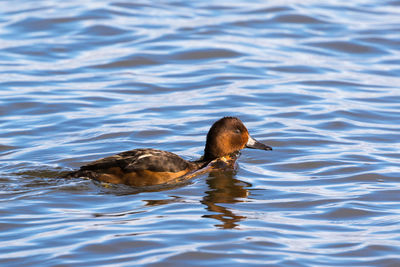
[201,169,251,229]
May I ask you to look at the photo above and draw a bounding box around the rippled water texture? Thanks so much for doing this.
[1,0,400,266]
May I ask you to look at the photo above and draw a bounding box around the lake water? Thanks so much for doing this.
[1,0,400,266]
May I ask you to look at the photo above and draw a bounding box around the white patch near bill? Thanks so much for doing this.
[246,136,257,146]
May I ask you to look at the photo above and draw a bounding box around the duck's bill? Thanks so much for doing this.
[246,136,272,151]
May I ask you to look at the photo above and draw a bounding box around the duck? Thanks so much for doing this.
[65,117,272,186]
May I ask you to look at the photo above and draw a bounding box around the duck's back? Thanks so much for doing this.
[65,148,196,186]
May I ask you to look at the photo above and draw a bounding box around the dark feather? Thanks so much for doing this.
[79,148,189,173]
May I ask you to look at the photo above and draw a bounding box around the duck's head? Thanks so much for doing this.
[203,117,272,161]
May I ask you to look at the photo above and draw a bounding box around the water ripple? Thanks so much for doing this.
[1,0,400,266]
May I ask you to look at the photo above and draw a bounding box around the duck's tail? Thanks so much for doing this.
[62,169,99,179]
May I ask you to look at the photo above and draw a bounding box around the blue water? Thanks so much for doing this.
[1,0,400,266]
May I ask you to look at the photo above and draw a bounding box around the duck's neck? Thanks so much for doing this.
[192,151,240,168]
[190,156,211,169]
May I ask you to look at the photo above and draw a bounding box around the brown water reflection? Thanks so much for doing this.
[202,170,250,229]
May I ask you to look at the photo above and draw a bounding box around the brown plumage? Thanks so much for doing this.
[65,117,272,186]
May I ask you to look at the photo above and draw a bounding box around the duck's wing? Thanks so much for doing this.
[79,152,131,171]
[79,148,190,173]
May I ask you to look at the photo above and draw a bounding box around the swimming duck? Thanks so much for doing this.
[65,117,272,186]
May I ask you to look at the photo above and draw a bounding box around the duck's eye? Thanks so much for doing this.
[234,128,241,134]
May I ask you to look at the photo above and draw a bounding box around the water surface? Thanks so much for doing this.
[1,0,400,266]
